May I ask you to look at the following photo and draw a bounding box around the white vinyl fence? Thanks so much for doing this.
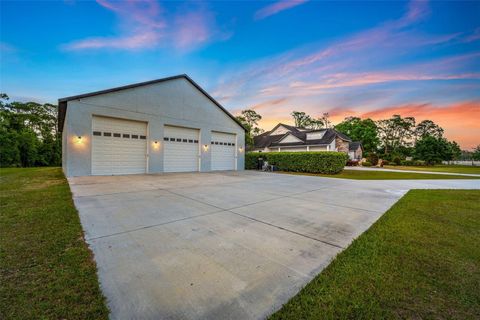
[442,160,480,166]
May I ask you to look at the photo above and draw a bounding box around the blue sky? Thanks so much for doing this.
[1,0,479,148]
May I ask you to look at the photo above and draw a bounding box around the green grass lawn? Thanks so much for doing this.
[280,169,480,180]
[384,165,480,175]
[0,167,109,319]
[270,189,480,319]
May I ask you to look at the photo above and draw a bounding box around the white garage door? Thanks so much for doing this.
[92,116,147,175]
[211,131,236,171]
[164,126,199,172]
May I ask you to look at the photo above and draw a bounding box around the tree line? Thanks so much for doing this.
[1,93,479,168]
[0,94,61,167]
[236,108,480,165]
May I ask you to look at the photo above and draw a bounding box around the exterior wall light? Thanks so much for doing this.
[75,136,83,144]
[152,140,160,150]
[203,144,209,151]
[238,147,244,153]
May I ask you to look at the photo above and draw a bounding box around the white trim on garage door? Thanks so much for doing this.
[163,125,199,172]
[92,116,147,175]
[211,131,236,171]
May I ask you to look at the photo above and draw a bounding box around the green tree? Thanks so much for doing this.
[291,111,310,128]
[0,94,61,167]
[472,145,480,161]
[377,115,416,155]
[414,136,450,165]
[446,141,461,162]
[321,112,331,129]
[290,111,324,129]
[414,119,444,141]
[235,109,263,149]
[335,117,380,153]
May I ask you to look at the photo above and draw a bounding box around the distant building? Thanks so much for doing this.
[253,123,362,160]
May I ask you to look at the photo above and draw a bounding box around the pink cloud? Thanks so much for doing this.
[63,32,160,50]
[255,0,308,20]
[289,70,480,92]
[63,0,227,52]
[360,101,480,149]
[463,27,480,43]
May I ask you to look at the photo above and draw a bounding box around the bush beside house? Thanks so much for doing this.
[246,152,347,174]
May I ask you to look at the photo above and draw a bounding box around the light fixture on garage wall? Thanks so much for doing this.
[152,140,160,150]
[75,136,83,144]
[238,147,244,153]
[203,144,209,151]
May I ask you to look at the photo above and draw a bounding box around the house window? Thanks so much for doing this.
[93,131,101,136]
[103,132,111,137]
[123,134,130,138]
[113,133,121,137]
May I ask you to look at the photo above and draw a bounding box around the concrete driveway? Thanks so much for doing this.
[68,171,479,319]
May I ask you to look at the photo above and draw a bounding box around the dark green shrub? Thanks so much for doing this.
[245,152,347,174]
[367,153,379,166]
[362,161,372,167]
[381,159,389,165]
[245,152,261,169]
[393,156,402,165]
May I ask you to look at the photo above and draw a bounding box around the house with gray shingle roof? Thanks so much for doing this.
[253,123,362,160]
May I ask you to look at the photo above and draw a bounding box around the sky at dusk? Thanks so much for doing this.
[1,0,479,149]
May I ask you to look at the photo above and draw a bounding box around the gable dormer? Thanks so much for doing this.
[269,125,291,136]
[278,133,303,144]
[306,131,326,140]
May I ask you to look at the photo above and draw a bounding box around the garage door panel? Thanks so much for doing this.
[92,116,147,175]
[211,132,236,171]
[164,126,199,172]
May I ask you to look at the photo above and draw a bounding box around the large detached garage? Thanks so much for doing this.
[58,74,246,176]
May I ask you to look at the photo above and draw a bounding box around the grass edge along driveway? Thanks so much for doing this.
[0,167,109,319]
[383,164,480,175]
[280,169,480,180]
[270,189,480,319]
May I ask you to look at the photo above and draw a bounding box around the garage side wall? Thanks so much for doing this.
[63,78,245,176]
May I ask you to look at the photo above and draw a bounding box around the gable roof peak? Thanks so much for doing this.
[57,74,246,132]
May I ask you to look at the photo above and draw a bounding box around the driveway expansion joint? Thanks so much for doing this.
[85,210,225,241]
[227,211,345,250]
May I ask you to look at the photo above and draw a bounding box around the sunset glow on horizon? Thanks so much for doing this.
[1,0,479,149]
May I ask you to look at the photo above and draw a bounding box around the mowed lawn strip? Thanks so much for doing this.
[384,165,480,175]
[0,167,109,319]
[279,169,480,180]
[270,189,480,319]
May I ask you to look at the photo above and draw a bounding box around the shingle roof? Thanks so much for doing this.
[349,141,363,151]
[57,74,246,132]
[253,124,353,149]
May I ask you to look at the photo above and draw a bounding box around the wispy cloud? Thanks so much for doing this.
[64,32,160,51]
[62,0,228,52]
[215,1,442,102]
[463,27,480,43]
[212,0,480,148]
[255,0,308,20]
[0,42,16,53]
